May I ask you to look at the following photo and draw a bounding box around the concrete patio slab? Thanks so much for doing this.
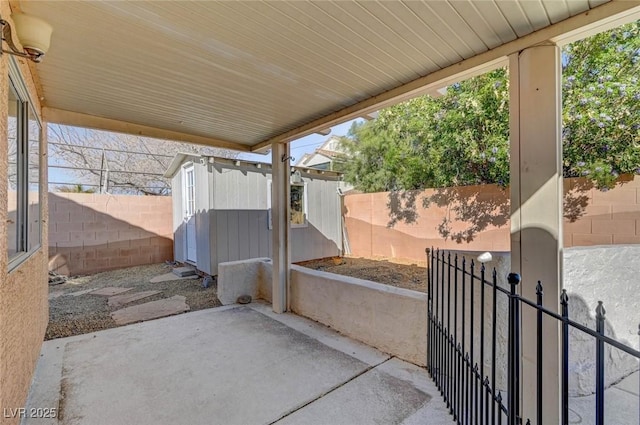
[149,272,198,283]
[110,295,189,325]
[89,287,133,296]
[613,370,639,396]
[107,290,161,308]
[569,385,640,425]
[24,304,451,425]
[273,356,452,425]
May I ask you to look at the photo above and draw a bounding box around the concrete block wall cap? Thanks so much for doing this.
[477,252,492,263]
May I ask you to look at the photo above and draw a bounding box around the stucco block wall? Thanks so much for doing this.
[290,266,428,366]
[0,10,49,423]
[345,175,640,264]
[217,259,428,365]
[48,193,173,276]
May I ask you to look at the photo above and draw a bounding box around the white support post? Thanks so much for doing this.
[509,44,563,424]
[271,141,290,313]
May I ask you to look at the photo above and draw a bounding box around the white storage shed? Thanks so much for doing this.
[164,154,345,275]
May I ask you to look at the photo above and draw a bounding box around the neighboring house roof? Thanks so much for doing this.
[315,149,340,159]
[296,136,347,169]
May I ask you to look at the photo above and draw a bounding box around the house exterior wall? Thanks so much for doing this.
[48,193,173,275]
[0,3,49,421]
[170,159,343,275]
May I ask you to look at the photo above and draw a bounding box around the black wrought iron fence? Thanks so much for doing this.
[426,248,640,425]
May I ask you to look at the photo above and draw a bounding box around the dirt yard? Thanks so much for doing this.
[296,257,427,293]
[47,257,425,341]
[46,263,221,340]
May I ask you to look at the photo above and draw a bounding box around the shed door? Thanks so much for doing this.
[182,164,197,264]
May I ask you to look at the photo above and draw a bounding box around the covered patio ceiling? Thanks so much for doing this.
[15,0,640,153]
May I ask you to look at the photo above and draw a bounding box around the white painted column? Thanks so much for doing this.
[271,141,291,313]
[509,44,562,424]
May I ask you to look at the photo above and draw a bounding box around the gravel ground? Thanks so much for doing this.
[47,263,221,340]
[296,257,427,292]
[48,258,424,340]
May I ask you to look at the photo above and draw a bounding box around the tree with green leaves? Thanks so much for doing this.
[340,21,640,192]
[562,22,640,187]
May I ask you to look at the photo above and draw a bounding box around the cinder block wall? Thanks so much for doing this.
[344,175,640,264]
[48,193,173,275]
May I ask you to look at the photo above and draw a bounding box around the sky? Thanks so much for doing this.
[47,119,360,187]
[237,119,359,165]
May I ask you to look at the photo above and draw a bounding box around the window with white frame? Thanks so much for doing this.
[267,180,308,229]
[290,184,306,226]
[6,60,42,270]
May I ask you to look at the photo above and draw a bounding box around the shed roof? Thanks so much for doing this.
[163,153,343,180]
[17,1,640,152]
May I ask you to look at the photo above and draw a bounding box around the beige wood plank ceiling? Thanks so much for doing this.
[13,0,637,152]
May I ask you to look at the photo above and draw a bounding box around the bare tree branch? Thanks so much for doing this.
[48,125,239,195]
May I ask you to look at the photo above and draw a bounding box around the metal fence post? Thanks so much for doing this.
[426,248,432,375]
[561,290,569,425]
[507,272,521,425]
[535,281,544,425]
[595,301,606,425]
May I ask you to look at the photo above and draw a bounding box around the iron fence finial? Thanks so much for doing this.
[507,272,521,285]
[535,280,543,296]
[596,301,606,320]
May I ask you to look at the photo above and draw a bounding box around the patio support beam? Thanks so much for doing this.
[509,44,563,423]
[271,141,291,313]
[43,108,250,152]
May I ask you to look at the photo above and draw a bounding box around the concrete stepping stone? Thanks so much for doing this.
[108,290,162,308]
[172,266,196,277]
[67,289,95,297]
[149,272,198,283]
[110,295,190,325]
[48,291,65,300]
[90,287,133,296]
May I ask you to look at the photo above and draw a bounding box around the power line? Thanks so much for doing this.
[48,181,169,190]
[48,164,166,176]
[48,141,175,158]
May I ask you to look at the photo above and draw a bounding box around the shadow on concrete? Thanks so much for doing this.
[565,292,638,396]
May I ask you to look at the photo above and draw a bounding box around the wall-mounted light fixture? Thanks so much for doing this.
[291,170,302,184]
[1,14,52,63]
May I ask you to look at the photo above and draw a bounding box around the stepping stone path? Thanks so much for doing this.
[110,295,190,325]
[172,266,197,277]
[67,289,96,297]
[108,290,162,309]
[149,272,198,283]
[90,287,133,296]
